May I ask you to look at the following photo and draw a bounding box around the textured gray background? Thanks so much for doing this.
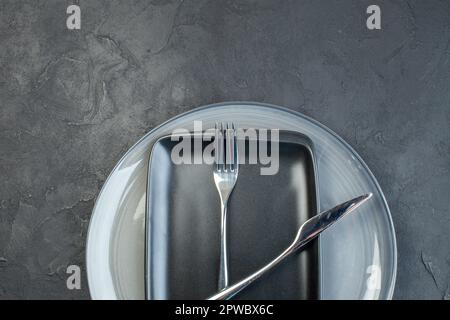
[0,0,449,299]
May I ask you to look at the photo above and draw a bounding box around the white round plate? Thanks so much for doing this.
[86,102,397,299]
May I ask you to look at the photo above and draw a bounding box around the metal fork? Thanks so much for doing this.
[214,122,239,290]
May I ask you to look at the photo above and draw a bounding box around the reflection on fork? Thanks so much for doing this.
[213,122,239,290]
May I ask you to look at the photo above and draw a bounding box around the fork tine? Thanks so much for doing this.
[233,123,238,173]
[215,122,219,170]
[226,123,233,172]
[232,123,236,172]
[230,123,236,172]
[218,122,225,170]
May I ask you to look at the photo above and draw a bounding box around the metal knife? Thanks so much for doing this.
[207,193,373,300]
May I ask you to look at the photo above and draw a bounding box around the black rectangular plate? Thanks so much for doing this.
[146,130,319,299]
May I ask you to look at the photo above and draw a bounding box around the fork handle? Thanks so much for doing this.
[218,202,229,289]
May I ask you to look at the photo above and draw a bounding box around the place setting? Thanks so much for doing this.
[86,102,397,300]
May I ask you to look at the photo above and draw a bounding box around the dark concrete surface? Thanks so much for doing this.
[0,0,449,299]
